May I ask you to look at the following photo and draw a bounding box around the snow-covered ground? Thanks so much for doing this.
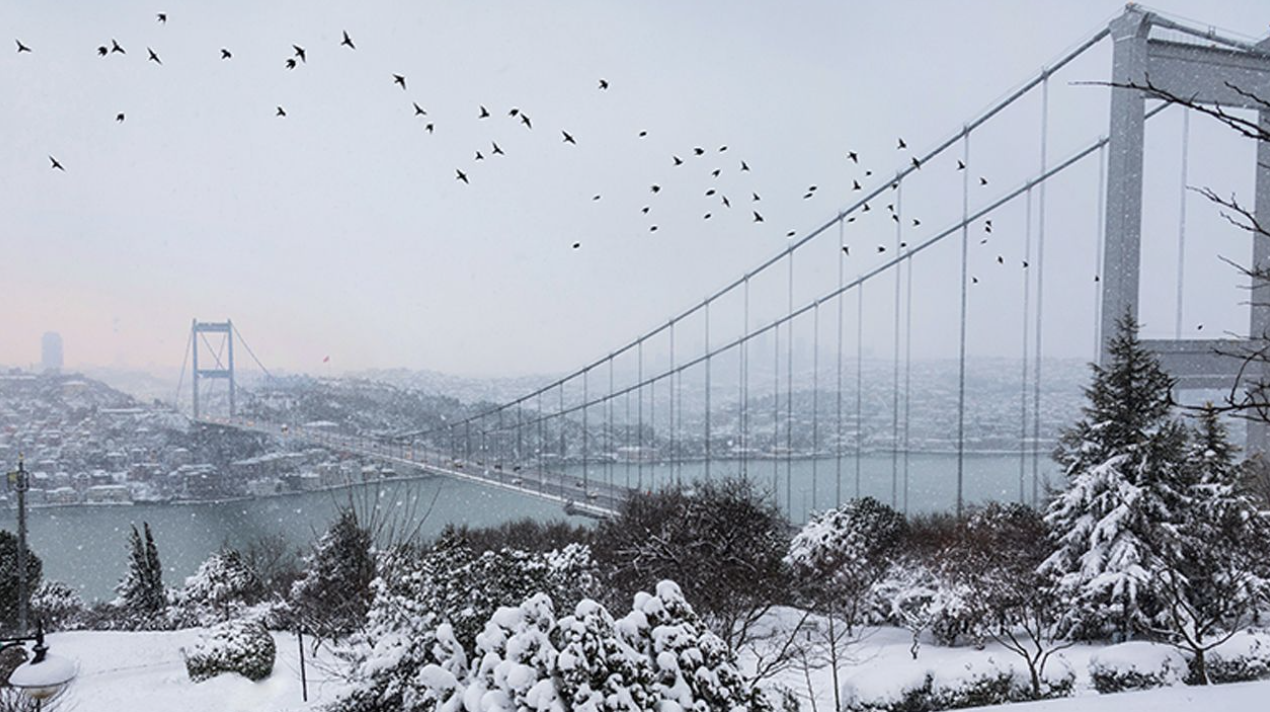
[37,625,1270,712]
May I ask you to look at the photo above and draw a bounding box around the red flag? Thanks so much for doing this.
[322,355,330,363]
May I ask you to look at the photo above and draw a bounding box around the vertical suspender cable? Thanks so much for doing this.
[650,366,657,491]
[812,301,821,515]
[1175,109,1190,339]
[903,243,914,515]
[1094,143,1107,360]
[1020,188,1033,504]
[608,358,614,490]
[956,127,971,519]
[1032,74,1050,507]
[786,252,795,520]
[836,217,846,508]
[676,368,683,486]
[624,387,632,490]
[582,369,589,494]
[773,311,781,506]
[892,183,904,509]
[637,339,644,490]
[705,300,713,483]
[742,278,751,481]
[559,384,566,497]
[856,279,864,498]
[670,322,677,486]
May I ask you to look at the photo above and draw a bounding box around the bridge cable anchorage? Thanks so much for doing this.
[836,218,846,509]
[956,127,972,519]
[398,25,1114,446]
[1032,73,1051,508]
[1175,108,1191,339]
[893,181,904,509]
[1021,186,1034,505]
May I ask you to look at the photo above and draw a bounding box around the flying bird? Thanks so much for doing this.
[573,241,582,249]
[562,130,576,144]
[478,105,490,119]
[842,246,850,255]
[49,156,64,171]
[718,145,728,152]
[276,106,286,116]
[973,276,979,284]
[740,161,750,171]
[694,147,705,156]
[341,31,355,49]
[853,180,862,191]
[650,225,659,232]
[980,176,988,186]
[456,169,468,184]
[863,202,871,211]
[673,155,683,166]
[293,45,306,62]
[638,130,648,138]
[508,107,519,117]
[592,195,601,201]
[804,193,814,200]
[491,141,504,155]
[156,13,167,24]
[997,256,1004,264]
[116,113,125,122]
[598,78,608,90]
[520,114,532,129]
[877,245,886,253]
[425,123,434,133]
[393,74,406,89]
[787,230,797,237]
[474,151,484,161]
[703,213,712,220]
[147,47,161,64]
[221,48,232,59]
[912,218,921,227]
[911,157,921,169]
[97,46,107,57]
[1022,260,1029,268]
[752,192,761,201]
[712,168,721,178]
[650,184,661,193]
[16,40,31,53]
[721,195,730,207]
[705,189,716,197]
[848,151,859,163]
[111,39,125,54]
[413,102,426,116]
[957,160,965,170]
[641,206,650,214]
[285,58,296,69]
[897,137,907,149]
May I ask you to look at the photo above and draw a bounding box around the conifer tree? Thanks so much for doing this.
[116,522,166,627]
[1042,312,1189,640]
[290,508,376,639]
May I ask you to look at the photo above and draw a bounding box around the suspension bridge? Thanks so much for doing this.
[178,7,1270,520]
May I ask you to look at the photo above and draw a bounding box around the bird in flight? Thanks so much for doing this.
[650,225,659,232]
[721,195,730,208]
[592,195,601,201]
[49,156,64,171]
[413,102,426,116]
[116,113,125,122]
[341,31,355,49]
[650,184,661,193]
[979,176,988,186]
[111,39,125,54]
[897,137,907,150]
[491,141,504,155]
[787,230,796,238]
[286,58,297,69]
[853,180,862,191]
[16,40,32,53]
[98,46,108,56]
[474,151,484,161]
[673,155,683,166]
[221,48,232,59]
[148,47,162,64]
[847,151,859,163]
[997,256,1004,264]
[456,169,468,184]
[1022,260,1029,268]
[740,161,750,172]
[293,45,306,62]
[705,189,716,197]
[753,211,764,223]
[911,157,921,169]
[842,246,850,255]
[425,123,434,133]
[562,131,576,144]
[508,107,519,117]
[693,147,705,156]
[877,245,886,253]
[573,241,582,249]
[711,168,721,178]
[276,106,286,117]
[520,114,532,129]
[638,130,648,138]
[912,218,921,227]
[752,192,760,201]
[156,13,167,24]
[957,160,965,170]
[641,206,650,214]
[703,213,712,220]
[972,276,979,284]
[393,74,406,90]
[598,78,608,90]
[478,105,490,119]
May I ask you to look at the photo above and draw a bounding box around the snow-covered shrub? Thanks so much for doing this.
[1088,641,1187,693]
[840,654,1072,711]
[183,619,277,683]
[29,580,84,632]
[176,547,263,626]
[1206,630,1270,683]
[552,599,656,710]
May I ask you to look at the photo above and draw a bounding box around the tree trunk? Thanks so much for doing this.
[1190,647,1209,685]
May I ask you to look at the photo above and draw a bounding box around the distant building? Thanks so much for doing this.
[41,333,63,373]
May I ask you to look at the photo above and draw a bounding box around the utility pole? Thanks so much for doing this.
[7,457,30,636]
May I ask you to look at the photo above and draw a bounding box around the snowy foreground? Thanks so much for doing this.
[41,624,1270,712]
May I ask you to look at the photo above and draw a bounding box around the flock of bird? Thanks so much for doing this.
[12,11,1064,290]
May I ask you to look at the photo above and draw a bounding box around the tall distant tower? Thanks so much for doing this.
[40,332,63,373]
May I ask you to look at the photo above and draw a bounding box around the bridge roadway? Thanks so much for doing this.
[200,417,624,518]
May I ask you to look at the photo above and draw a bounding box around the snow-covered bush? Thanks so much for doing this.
[183,619,277,683]
[176,547,264,626]
[1206,630,1270,683]
[29,580,84,632]
[1088,641,1187,693]
[840,654,1072,711]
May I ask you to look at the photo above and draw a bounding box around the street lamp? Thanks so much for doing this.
[3,621,76,706]
[5,456,31,636]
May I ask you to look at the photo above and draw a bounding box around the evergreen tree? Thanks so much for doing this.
[290,508,376,639]
[116,522,166,627]
[1042,312,1189,640]
[1152,406,1270,684]
[181,546,264,624]
[0,530,42,633]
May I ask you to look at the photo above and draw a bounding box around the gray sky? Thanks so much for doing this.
[3,1,1268,378]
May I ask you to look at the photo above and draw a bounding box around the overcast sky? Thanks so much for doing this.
[2,1,1268,379]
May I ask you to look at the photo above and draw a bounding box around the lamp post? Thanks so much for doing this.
[5,457,30,636]
[3,620,76,708]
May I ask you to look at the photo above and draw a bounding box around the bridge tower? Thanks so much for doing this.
[1101,6,1270,450]
[190,319,236,421]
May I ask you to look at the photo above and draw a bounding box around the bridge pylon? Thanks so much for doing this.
[189,319,236,421]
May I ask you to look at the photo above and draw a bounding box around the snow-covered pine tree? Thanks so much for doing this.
[1043,312,1189,641]
[116,522,166,628]
[1152,405,1270,684]
[290,508,376,640]
[181,546,263,624]
[463,593,561,712]
[551,598,657,711]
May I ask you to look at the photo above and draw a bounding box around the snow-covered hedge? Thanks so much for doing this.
[840,653,1073,711]
[184,620,277,683]
[1088,641,1187,693]
[1208,630,1270,684]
